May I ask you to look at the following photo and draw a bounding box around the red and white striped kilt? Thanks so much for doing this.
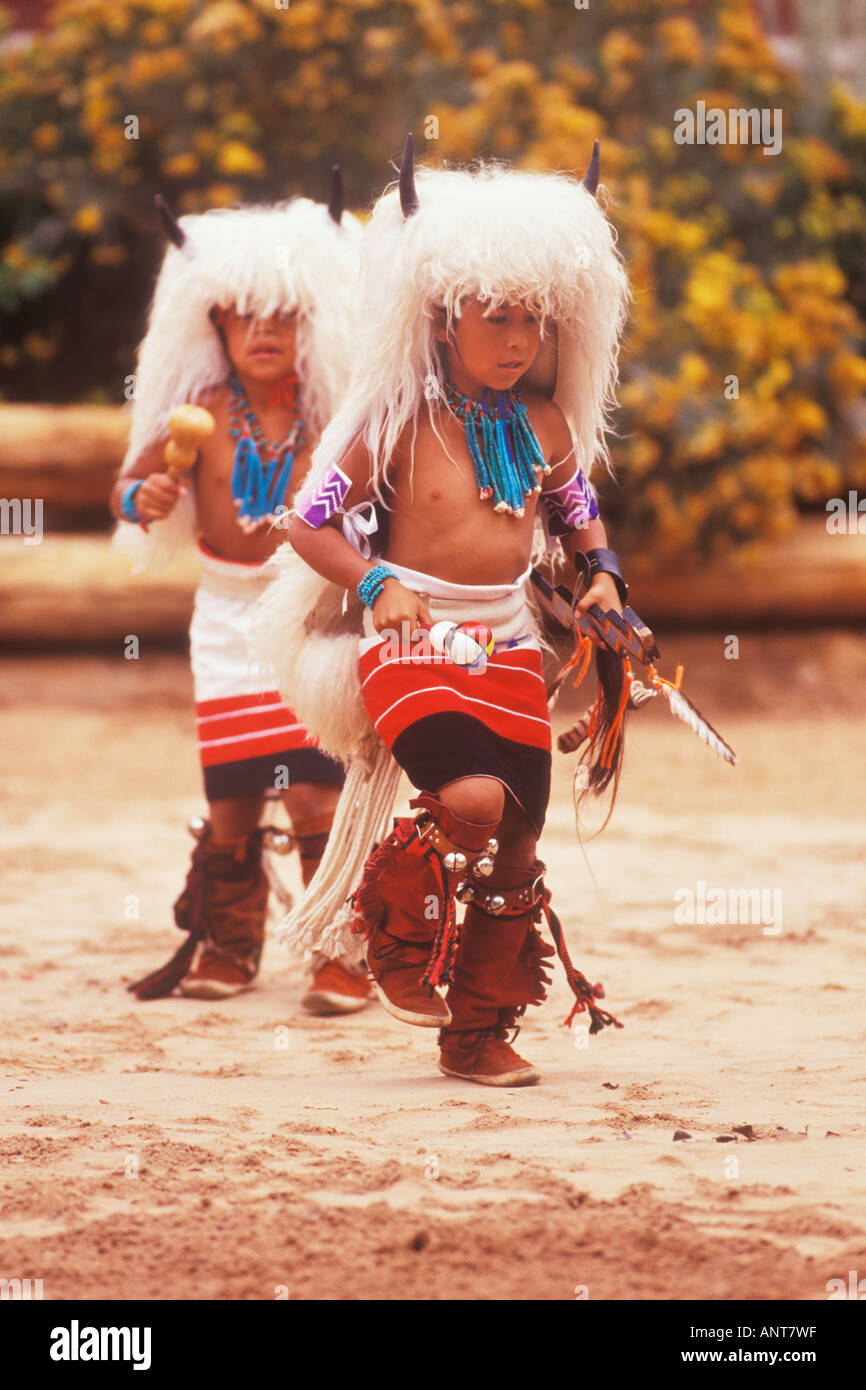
[191,543,344,801]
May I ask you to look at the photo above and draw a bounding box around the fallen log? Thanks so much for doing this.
[0,404,127,508]
[0,519,863,647]
[0,533,198,646]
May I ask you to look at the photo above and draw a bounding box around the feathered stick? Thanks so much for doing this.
[531,568,738,768]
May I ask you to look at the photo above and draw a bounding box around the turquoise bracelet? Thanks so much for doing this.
[120,480,144,524]
[357,564,396,609]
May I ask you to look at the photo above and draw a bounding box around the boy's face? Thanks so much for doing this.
[216,306,298,383]
[436,295,542,394]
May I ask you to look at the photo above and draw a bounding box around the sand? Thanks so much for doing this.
[1,634,865,1301]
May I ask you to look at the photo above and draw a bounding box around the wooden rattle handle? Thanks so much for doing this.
[165,404,215,478]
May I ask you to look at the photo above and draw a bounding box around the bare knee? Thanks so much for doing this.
[493,794,538,869]
[282,781,340,830]
[438,776,505,827]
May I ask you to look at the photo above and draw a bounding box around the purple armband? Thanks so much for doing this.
[539,468,599,537]
[296,463,352,529]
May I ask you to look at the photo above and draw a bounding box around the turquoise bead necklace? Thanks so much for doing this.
[228,373,306,524]
[444,380,550,516]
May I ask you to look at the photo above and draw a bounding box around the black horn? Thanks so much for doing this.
[328,165,343,225]
[399,133,419,219]
[582,140,600,197]
[155,194,186,248]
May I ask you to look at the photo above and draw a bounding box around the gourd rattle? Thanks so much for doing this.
[164,404,215,477]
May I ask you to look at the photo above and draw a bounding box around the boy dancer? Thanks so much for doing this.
[113,185,371,1012]
[272,138,632,1084]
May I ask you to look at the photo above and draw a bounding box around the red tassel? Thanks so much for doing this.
[421,859,459,990]
[542,897,623,1034]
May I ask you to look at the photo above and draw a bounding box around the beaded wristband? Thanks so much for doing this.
[357,564,396,609]
[120,479,144,524]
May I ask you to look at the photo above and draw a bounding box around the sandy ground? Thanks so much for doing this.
[1,633,865,1302]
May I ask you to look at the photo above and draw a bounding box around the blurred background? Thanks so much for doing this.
[0,0,864,639]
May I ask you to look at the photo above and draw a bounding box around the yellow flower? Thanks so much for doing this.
[128,49,187,85]
[22,331,56,363]
[657,17,703,66]
[90,244,128,266]
[45,182,68,209]
[140,19,171,46]
[600,29,642,68]
[686,420,726,462]
[364,26,398,54]
[73,204,103,235]
[3,243,30,271]
[829,353,866,399]
[324,10,353,44]
[834,85,866,138]
[32,123,62,153]
[627,434,661,475]
[678,352,710,389]
[187,1,262,51]
[164,152,199,178]
[193,130,220,157]
[217,141,265,177]
[790,398,828,437]
[203,182,242,208]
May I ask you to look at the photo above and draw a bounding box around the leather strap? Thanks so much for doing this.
[458,861,547,917]
[584,547,628,605]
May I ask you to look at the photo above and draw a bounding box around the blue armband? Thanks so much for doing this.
[357,564,396,609]
[120,480,144,524]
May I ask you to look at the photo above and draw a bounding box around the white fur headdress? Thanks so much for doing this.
[259,142,632,765]
[305,138,631,507]
[115,191,362,570]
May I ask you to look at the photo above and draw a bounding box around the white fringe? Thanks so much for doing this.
[111,489,197,574]
[274,744,402,964]
[253,537,373,761]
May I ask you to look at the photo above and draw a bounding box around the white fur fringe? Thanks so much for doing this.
[253,537,374,761]
[275,743,401,964]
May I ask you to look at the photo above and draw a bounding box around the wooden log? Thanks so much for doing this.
[0,404,127,508]
[0,519,863,647]
[630,521,866,625]
[0,533,198,646]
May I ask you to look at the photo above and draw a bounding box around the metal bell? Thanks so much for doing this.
[188,815,207,841]
[486,838,499,855]
[485,894,506,915]
[472,854,496,879]
[443,850,468,873]
[455,881,476,904]
[263,828,293,855]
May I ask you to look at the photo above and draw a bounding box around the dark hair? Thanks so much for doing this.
[574,646,630,836]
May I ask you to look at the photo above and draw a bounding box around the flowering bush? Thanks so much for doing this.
[1,0,864,558]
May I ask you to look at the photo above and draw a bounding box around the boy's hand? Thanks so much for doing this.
[576,573,622,646]
[371,578,432,635]
[135,472,187,522]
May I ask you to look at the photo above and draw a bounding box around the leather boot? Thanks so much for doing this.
[302,951,372,1015]
[439,858,623,1082]
[438,861,554,1087]
[128,823,268,1000]
[292,809,374,1014]
[352,792,499,1028]
[292,810,334,890]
